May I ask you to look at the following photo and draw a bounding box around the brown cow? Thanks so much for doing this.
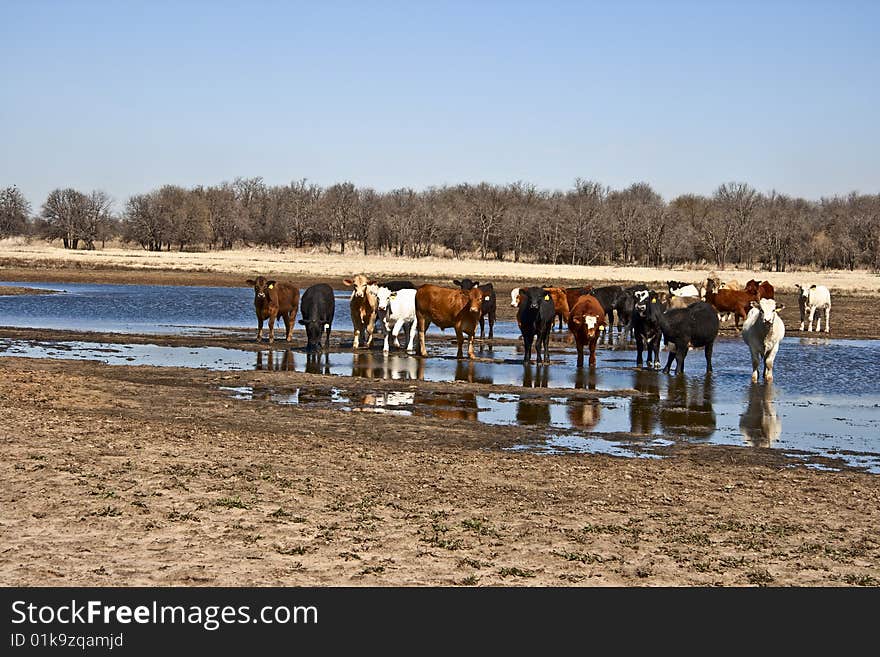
[343,274,378,349]
[415,284,484,359]
[564,286,594,312]
[704,279,756,329]
[246,276,300,343]
[543,286,571,331]
[757,280,775,299]
[567,294,606,368]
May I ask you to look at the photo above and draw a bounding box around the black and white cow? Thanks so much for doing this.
[517,287,556,365]
[631,289,663,369]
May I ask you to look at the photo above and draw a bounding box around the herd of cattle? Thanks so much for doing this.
[245,273,833,382]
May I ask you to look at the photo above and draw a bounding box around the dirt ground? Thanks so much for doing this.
[1,256,879,587]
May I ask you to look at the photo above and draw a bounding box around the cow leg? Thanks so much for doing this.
[675,346,686,375]
[488,310,495,340]
[468,331,476,359]
[808,307,815,332]
[589,338,597,368]
[764,342,780,382]
[576,338,584,368]
[406,319,417,352]
[750,350,760,382]
[417,315,429,357]
[365,313,375,348]
[256,317,264,342]
[635,333,644,367]
[479,314,486,341]
[324,325,331,352]
[662,348,675,374]
[282,312,292,342]
[268,311,277,344]
[825,307,830,333]
[392,317,404,349]
[523,332,533,364]
[704,341,714,373]
[352,318,360,349]
[543,330,551,364]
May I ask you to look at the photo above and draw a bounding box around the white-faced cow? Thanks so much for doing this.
[343,275,378,349]
[371,285,418,353]
[795,284,831,333]
[741,298,785,383]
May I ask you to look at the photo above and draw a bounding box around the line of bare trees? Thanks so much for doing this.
[3,178,879,271]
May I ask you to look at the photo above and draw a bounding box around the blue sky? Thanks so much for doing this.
[2,0,878,211]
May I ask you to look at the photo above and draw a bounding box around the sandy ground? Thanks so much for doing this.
[1,355,878,587]
[2,240,879,294]
[1,246,879,587]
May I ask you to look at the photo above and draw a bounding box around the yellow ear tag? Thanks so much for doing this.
[268,284,274,289]
[651,298,656,303]
[544,295,550,301]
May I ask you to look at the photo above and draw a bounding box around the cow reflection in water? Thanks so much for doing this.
[356,391,417,415]
[516,399,551,425]
[659,375,716,439]
[455,360,493,385]
[739,384,782,447]
[417,392,479,421]
[567,398,601,429]
[522,365,549,388]
[305,352,331,376]
[256,348,296,371]
[630,369,661,434]
[350,353,424,380]
[573,368,597,391]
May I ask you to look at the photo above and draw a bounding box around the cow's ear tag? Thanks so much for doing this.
[268,284,274,289]
[651,298,656,303]
[544,295,550,301]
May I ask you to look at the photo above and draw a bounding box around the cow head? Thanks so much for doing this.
[510,288,521,307]
[463,286,484,315]
[745,279,760,295]
[570,313,601,339]
[453,279,479,290]
[247,276,276,301]
[633,289,658,318]
[300,319,326,352]
[344,274,377,298]
[751,298,784,326]
[374,286,395,311]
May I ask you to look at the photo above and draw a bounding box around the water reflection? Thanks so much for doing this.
[567,398,602,429]
[522,365,549,388]
[305,352,331,375]
[573,369,598,390]
[516,400,551,425]
[739,383,782,447]
[630,369,661,434]
[659,375,716,438]
[454,360,493,385]
[256,349,296,371]
[418,393,479,421]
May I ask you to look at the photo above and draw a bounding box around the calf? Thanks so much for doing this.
[518,287,556,365]
[668,281,700,297]
[372,286,418,353]
[343,274,378,349]
[703,278,756,329]
[795,284,831,332]
[246,276,300,344]
[299,283,335,352]
[453,279,496,340]
[741,298,785,383]
[416,284,484,359]
[567,293,606,368]
[652,300,719,374]
[631,289,663,369]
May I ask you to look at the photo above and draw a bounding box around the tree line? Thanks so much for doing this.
[1,178,878,271]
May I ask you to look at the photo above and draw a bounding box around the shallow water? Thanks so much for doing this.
[2,280,879,472]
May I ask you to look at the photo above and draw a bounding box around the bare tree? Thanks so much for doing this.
[42,188,91,249]
[0,186,31,238]
[322,182,356,253]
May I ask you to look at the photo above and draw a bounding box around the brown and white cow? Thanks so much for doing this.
[567,294,606,368]
[245,276,300,343]
[343,274,378,349]
[703,278,757,329]
[415,284,484,359]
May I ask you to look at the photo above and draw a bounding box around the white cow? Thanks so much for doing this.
[371,286,418,353]
[741,298,785,383]
[670,283,700,297]
[795,284,831,332]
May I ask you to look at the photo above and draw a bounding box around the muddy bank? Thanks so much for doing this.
[1,356,878,586]
[0,285,58,296]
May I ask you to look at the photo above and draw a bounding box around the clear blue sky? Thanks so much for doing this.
[2,0,878,211]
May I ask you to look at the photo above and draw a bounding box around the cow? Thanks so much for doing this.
[658,290,701,310]
[617,284,650,341]
[668,281,700,297]
[703,278,756,329]
[372,286,418,353]
[700,273,741,299]
[567,293,606,368]
[651,300,719,375]
[589,286,625,344]
[517,287,556,365]
[795,284,831,332]
[453,279,496,340]
[631,289,663,369]
[542,286,571,331]
[741,298,785,383]
[379,280,417,291]
[245,276,300,344]
[415,284,484,359]
[757,280,774,300]
[299,283,335,352]
[564,286,594,313]
[343,275,378,349]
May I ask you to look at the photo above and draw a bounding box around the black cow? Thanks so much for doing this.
[649,300,719,375]
[453,278,496,340]
[517,287,556,365]
[630,289,663,369]
[589,286,624,344]
[618,284,649,342]
[299,283,335,352]
[380,280,416,291]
